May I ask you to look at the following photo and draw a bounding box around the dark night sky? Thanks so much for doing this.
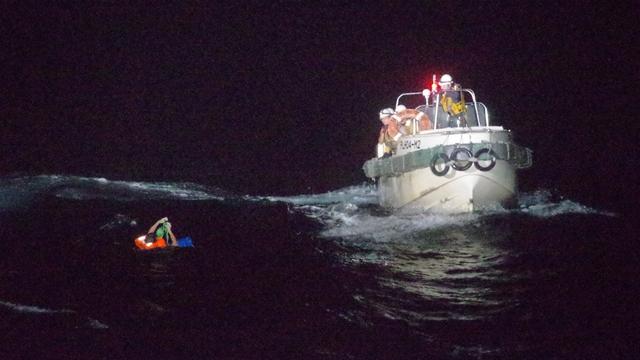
[1,3,637,209]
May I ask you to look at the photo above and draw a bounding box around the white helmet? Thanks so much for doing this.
[379,108,394,119]
[439,74,453,88]
[395,104,406,113]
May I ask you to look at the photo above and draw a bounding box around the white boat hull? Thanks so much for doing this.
[368,127,527,213]
[378,159,517,213]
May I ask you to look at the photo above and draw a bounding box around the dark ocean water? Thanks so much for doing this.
[0,175,636,359]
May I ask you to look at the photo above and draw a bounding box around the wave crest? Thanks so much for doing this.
[0,175,229,210]
[0,299,75,314]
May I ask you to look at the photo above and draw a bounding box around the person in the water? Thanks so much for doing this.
[135,217,177,250]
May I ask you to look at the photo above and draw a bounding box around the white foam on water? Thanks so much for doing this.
[0,299,75,314]
[0,175,64,210]
[87,317,109,329]
[99,214,138,230]
[0,175,228,210]
[271,185,615,245]
[264,183,378,206]
[54,176,225,201]
[320,210,478,242]
[1,299,110,330]
[516,189,616,218]
[264,184,478,244]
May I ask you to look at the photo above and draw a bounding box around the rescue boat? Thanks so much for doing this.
[363,82,532,213]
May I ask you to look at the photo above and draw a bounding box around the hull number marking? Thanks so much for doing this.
[400,139,421,150]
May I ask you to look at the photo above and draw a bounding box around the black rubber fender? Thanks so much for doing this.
[474,148,497,171]
[430,153,450,176]
[450,148,473,171]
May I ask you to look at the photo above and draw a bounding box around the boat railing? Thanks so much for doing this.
[394,91,429,110]
[425,101,489,130]
[433,89,487,130]
[394,89,490,135]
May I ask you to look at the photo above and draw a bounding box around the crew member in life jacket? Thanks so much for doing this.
[393,104,432,134]
[438,74,467,127]
[377,107,400,158]
[134,217,178,250]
